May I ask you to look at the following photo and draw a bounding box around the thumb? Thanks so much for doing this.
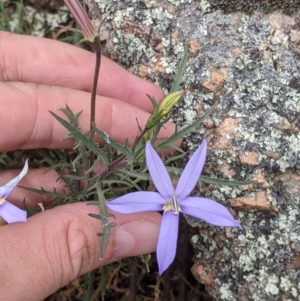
[0,203,161,301]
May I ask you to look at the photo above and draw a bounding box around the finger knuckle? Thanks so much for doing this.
[65,215,96,278]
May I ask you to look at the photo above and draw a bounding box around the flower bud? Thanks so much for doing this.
[146,90,184,129]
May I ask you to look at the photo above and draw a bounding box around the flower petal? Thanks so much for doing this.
[175,140,207,200]
[64,0,97,42]
[0,160,29,198]
[156,211,179,274]
[180,197,240,227]
[0,201,27,223]
[106,191,166,214]
[145,141,174,199]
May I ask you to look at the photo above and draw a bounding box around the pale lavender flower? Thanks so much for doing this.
[0,160,28,224]
[106,140,240,274]
[64,0,98,42]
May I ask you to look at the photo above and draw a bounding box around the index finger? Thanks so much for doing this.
[0,31,164,112]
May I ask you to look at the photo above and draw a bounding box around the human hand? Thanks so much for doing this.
[0,31,176,300]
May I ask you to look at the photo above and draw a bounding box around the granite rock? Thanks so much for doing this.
[90,1,300,300]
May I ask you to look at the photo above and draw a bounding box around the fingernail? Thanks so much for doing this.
[113,221,159,259]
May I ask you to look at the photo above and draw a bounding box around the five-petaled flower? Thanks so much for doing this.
[106,140,240,274]
[0,160,28,224]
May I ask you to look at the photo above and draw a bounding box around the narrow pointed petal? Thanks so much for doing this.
[156,211,179,274]
[106,191,166,214]
[175,140,207,200]
[145,141,174,198]
[180,197,240,227]
[0,201,27,223]
[0,160,29,198]
[64,0,97,41]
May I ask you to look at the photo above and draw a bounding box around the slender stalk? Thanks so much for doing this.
[89,40,102,176]
[90,41,102,132]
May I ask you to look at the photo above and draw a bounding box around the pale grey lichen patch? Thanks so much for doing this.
[222,14,300,172]
[206,0,300,15]
[167,0,193,5]
[220,284,233,300]
[91,0,300,300]
[4,4,69,37]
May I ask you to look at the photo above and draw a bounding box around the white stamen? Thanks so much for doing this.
[171,196,179,215]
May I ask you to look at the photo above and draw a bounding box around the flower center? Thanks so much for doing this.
[0,198,5,205]
[163,196,181,215]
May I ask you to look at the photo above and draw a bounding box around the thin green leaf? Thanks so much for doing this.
[157,104,216,150]
[170,43,189,93]
[82,272,94,301]
[19,186,73,200]
[147,94,158,109]
[117,169,150,182]
[167,167,252,186]
[164,152,186,165]
[200,176,253,186]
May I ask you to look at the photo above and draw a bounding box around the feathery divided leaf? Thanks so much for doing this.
[50,109,109,167]
[88,183,116,258]
[93,127,133,163]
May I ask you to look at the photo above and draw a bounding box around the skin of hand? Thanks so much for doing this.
[0,31,178,301]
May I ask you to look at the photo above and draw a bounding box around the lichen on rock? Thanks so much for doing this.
[91,0,300,300]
